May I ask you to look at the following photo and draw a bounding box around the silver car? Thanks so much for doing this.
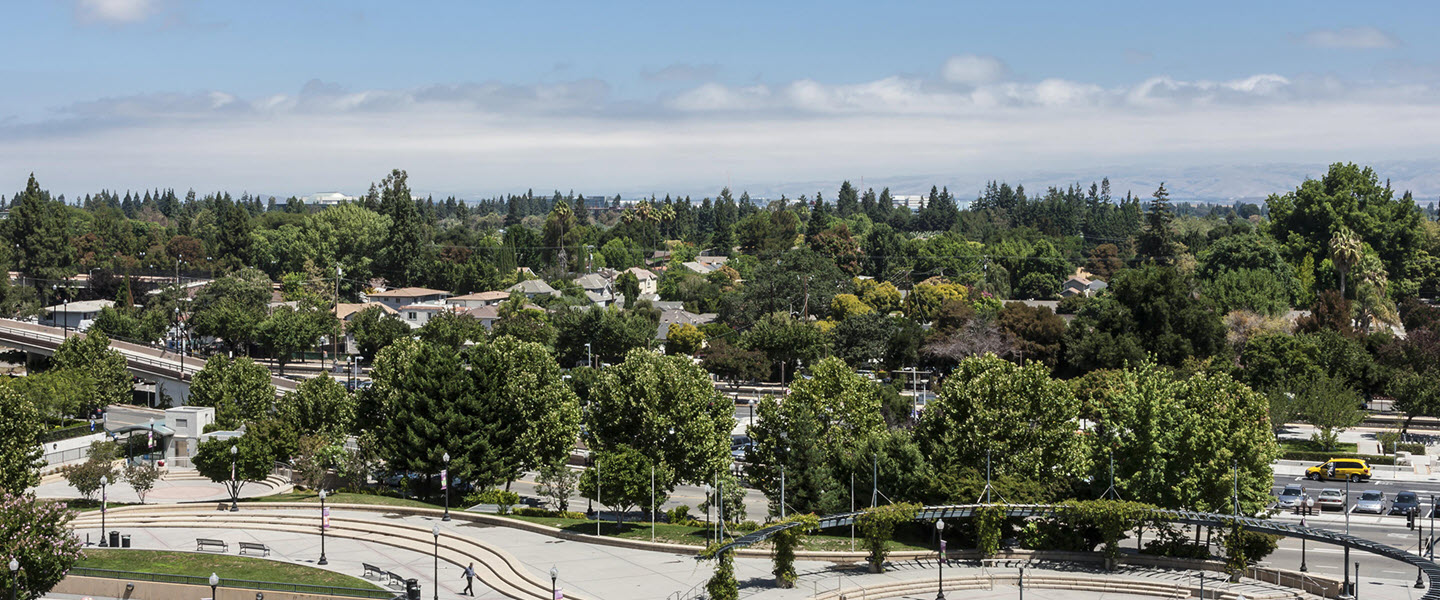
[1276,485,1307,510]
[1355,490,1386,514]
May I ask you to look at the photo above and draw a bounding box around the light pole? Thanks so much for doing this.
[10,557,20,600]
[431,525,440,600]
[1300,515,1307,572]
[442,453,451,522]
[99,475,109,546]
[585,342,592,368]
[209,573,219,600]
[318,490,329,565]
[175,306,185,377]
[549,567,558,600]
[702,484,713,542]
[229,444,239,511]
[1343,476,1351,598]
[935,519,945,600]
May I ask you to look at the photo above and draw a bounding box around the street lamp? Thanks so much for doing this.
[431,525,440,600]
[209,573,219,600]
[99,475,109,546]
[702,484,713,539]
[935,519,945,600]
[229,444,239,512]
[442,453,451,522]
[318,490,328,565]
[549,566,558,600]
[10,557,20,600]
[585,343,592,368]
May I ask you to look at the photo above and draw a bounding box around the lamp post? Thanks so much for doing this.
[431,525,440,600]
[585,343,592,368]
[318,490,329,565]
[550,567,558,600]
[702,484,713,543]
[99,475,109,546]
[10,557,20,600]
[209,573,219,600]
[229,444,239,512]
[442,453,451,522]
[935,519,945,600]
[1300,515,1308,572]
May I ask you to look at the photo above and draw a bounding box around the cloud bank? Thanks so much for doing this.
[5,55,1440,197]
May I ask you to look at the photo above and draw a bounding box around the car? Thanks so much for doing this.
[1276,485,1307,510]
[1391,491,1422,516]
[1306,458,1372,482]
[1317,488,1346,511]
[1355,490,1386,514]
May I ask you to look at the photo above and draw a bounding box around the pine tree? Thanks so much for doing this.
[836,180,859,217]
[9,174,72,285]
[1137,182,1177,265]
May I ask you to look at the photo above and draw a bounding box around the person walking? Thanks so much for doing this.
[461,562,476,596]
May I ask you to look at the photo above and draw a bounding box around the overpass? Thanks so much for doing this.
[0,319,299,403]
[716,503,1440,599]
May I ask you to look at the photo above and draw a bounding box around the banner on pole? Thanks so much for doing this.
[441,469,448,490]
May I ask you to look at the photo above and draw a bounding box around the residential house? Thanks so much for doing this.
[507,279,560,299]
[365,287,451,311]
[1060,276,1107,298]
[624,267,658,296]
[42,299,114,331]
[655,308,717,352]
[465,305,501,330]
[399,304,463,329]
[447,291,511,309]
[574,273,615,307]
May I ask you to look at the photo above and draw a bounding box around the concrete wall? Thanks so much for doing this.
[53,576,370,600]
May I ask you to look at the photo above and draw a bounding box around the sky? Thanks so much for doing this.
[5,0,1440,200]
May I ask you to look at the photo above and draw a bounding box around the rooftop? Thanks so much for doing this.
[368,286,451,298]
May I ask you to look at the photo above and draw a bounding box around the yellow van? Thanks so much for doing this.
[1305,458,1372,482]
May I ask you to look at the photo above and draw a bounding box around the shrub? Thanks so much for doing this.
[770,514,818,588]
[1280,450,1395,465]
[856,503,919,572]
[666,504,693,524]
[467,489,520,514]
[974,504,1006,557]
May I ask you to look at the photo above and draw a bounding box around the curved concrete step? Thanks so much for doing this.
[72,509,564,600]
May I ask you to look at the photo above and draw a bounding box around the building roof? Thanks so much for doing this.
[368,286,451,298]
[449,291,511,303]
[625,267,657,281]
[574,273,610,290]
[398,304,453,312]
[465,305,501,320]
[507,279,558,295]
[682,261,717,274]
[655,309,717,340]
[45,299,115,313]
[337,302,397,320]
[695,255,728,265]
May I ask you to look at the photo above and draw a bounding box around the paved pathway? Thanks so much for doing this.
[37,468,285,504]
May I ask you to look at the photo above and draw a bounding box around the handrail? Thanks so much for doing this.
[69,566,397,599]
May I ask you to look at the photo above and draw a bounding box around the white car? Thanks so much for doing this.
[1355,490,1386,514]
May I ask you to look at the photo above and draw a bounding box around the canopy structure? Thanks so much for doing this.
[104,421,175,463]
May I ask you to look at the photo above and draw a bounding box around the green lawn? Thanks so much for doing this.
[246,491,442,509]
[500,514,929,552]
[1279,439,1359,454]
[78,549,382,590]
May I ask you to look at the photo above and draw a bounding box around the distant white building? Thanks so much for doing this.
[307,192,357,206]
[42,299,114,331]
[364,287,451,312]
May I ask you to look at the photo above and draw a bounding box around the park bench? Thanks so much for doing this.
[196,538,229,553]
[362,563,384,580]
[238,541,270,557]
[385,571,408,589]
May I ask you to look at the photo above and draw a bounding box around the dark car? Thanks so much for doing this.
[1390,491,1422,516]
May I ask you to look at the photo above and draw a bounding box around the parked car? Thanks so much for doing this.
[1390,491,1422,516]
[1276,484,1307,510]
[1317,488,1346,511]
[1355,490,1386,514]
[1306,458,1372,482]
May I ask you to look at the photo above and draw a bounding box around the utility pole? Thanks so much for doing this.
[333,265,342,372]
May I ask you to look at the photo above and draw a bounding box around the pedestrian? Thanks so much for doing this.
[461,562,475,595]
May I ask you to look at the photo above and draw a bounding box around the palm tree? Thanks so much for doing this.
[1328,226,1363,298]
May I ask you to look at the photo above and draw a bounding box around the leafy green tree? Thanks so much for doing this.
[0,491,85,600]
[829,312,898,368]
[997,302,1066,368]
[916,355,1085,483]
[288,373,356,438]
[586,349,732,487]
[189,268,273,354]
[257,304,338,375]
[7,174,73,284]
[416,310,485,350]
[665,323,705,355]
[699,339,768,384]
[468,335,581,488]
[60,441,118,501]
[491,296,556,347]
[599,238,645,271]
[578,445,673,515]
[369,339,490,489]
[1064,265,1224,371]
[1016,272,1060,300]
[740,312,828,382]
[0,387,45,494]
[376,170,431,286]
[854,279,902,314]
[187,355,276,429]
[1196,233,1298,315]
[902,278,967,323]
[616,270,641,308]
[1137,183,1180,265]
[123,461,160,504]
[1086,244,1123,281]
[192,435,274,500]
[536,460,580,511]
[51,330,130,410]
[552,306,656,367]
[734,249,850,325]
[735,209,800,260]
[1296,375,1363,451]
[347,305,411,359]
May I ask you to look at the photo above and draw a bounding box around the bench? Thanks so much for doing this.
[362,563,384,580]
[196,538,229,553]
[385,571,408,589]
[238,541,270,557]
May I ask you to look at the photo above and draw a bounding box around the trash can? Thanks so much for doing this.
[405,579,420,600]
[108,531,120,547]
[121,535,131,548]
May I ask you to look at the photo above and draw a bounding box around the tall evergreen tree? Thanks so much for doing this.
[8,174,72,286]
[376,170,429,286]
[836,181,859,217]
[1137,183,1178,265]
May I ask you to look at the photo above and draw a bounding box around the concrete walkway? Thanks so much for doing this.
[36,467,289,504]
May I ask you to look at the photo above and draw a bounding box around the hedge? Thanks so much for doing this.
[1280,450,1395,466]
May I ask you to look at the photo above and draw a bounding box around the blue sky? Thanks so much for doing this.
[5,0,1440,198]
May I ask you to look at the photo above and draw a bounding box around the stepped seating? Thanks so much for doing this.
[809,571,1306,600]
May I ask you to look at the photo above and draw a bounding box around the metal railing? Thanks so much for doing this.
[69,567,398,599]
[45,446,91,466]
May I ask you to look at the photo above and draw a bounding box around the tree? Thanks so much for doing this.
[376,170,430,286]
[0,387,44,494]
[1064,265,1224,372]
[704,549,738,600]
[541,201,581,274]
[288,374,356,438]
[665,323,705,355]
[187,355,276,429]
[192,435,273,501]
[348,305,411,359]
[257,304,338,375]
[770,514,819,588]
[536,460,580,511]
[1196,233,1298,315]
[1016,272,1060,300]
[7,174,72,284]
[0,492,85,600]
[1137,183,1179,265]
[552,306,656,367]
[855,279,901,314]
[740,312,828,382]
[902,278,967,323]
[50,330,130,410]
[368,339,489,491]
[616,271,641,308]
[124,461,161,504]
[586,349,732,487]
[699,339,768,384]
[578,445,673,516]
[60,441,118,501]
[997,302,1066,368]
[416,310,485,350]
[189,268,273,354]
[734,249,850,325]
[1086,244,1123,281]
[468,336,581,488]
[1296,376,1363,451]
[916,355,1084,485]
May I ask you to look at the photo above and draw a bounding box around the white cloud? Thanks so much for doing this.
[74,0,157,24]
[941,54,1008,85]
[1297,26,1401,49]
[641,63,721,82]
